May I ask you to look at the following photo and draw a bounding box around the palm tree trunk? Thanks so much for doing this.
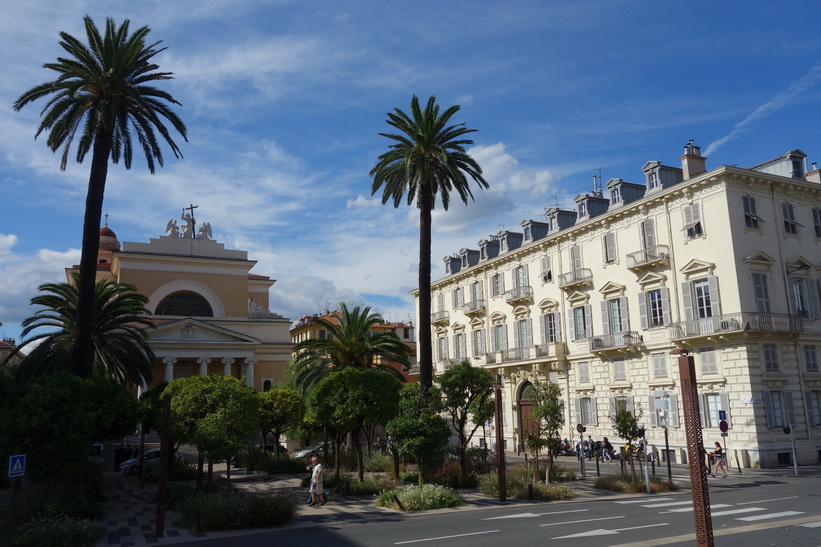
[418,187,433,402]
[70,126,112,378]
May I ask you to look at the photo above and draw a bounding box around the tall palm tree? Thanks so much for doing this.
[291,302,410,394]
[14,15,186,378]
[7,273,155,386]
[370,95,488,400]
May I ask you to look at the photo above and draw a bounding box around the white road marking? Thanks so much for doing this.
[660,504,732,513]
[395,530,499,544]
[482,509,587,520]
[552,523,669,539]
[737,496,799,505]
[540,515,625,527]
[711,507,766,517]
[615,497,675,504]
[638,501,693,508]
[735,511,804,522]
[797,521,821,528]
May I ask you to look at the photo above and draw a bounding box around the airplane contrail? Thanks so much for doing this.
[705,64,821,157]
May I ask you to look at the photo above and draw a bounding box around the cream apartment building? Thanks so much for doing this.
[425,142,821,468]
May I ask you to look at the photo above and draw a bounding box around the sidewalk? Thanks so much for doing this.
[94,458,821,546]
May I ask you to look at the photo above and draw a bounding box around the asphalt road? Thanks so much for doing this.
[193,473,821,546]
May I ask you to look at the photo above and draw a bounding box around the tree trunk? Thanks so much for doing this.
[353,425,365,482]
[196,455,204,488]
[418,187,433,401]
[70,126,113,378]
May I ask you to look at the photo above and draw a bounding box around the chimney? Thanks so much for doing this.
[807,162,821,184]
[680,139,707,179]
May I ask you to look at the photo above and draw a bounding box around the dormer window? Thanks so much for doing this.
[578,201,587,217]
[610,187,621,205]
[648,171,660,189]
[523,226,531,241]
[500,238,507,252]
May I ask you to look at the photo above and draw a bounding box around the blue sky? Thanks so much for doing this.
[2,1,821,342]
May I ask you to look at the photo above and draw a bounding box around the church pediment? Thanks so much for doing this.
[150,318,260,344]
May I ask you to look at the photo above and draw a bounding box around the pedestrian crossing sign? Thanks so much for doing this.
[8,454,25,478]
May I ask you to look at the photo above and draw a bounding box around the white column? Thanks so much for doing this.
[244,358,257,388]
[221,357,235,376]
[163,357,177,382]
[197,357,211,376]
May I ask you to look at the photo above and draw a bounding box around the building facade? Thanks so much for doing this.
[424,142,821,468]
[74,213,294,394]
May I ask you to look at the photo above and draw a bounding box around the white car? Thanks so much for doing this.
[120,449,183,475]
[294,441,334,460]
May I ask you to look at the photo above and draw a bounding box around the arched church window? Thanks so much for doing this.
[155,291,213,317]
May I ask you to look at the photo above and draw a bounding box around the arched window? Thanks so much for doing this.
[155,291,213,317]
[520,382,536,401]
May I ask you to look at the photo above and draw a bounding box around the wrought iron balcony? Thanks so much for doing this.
[668,312,803,339]
[559,268,593,289]
[462,299,486,315]
[431,310,449,324]
[626,245,670,270]
[588,331,642,352]
[504,285,533,304]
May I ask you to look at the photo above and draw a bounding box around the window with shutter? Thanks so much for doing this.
[743,196,763,229]
[683,204,703,239]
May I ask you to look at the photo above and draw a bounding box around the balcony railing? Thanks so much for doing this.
[559,268,593,289]
[431,310,449,324]
[626,245,670,269]
[588,331,642,351]
[504,285,533,303]
[668,312,803,339]
[462,299,486,314]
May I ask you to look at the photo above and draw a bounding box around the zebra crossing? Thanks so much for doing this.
[613,496,815,527]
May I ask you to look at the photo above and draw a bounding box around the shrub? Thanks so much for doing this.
[376,484,466,511]
[14,484,104,522]
[177,489,300,532]
[261,455,308,475]
[164,484,197,510]
[140,460,198,483]
[305,472,395,496]
[13,516,104,547]
[549,464,576,483]
[594,473,678,493]
[478,465,576,501]
[364,452,393,473]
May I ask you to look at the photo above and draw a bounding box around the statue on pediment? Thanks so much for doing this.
[165,219,180,237]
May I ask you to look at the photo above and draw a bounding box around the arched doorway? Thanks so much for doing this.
[518,382,538,451]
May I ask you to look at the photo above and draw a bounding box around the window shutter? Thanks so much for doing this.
[526,319,533,347]
[452,335,457,359]
[567,308,576,341]
[523,264,529,286]
[669,395,680,428]
[500,273,505,295]
[591,397,598,426]
[649,396,658,426]
[719,392,732,428]
[574,398,582,426]
[451,290,457,309]
[707,276,722,316]
[503,325,508,350]
[444,338,449,360]
[639,292,648,330]
[478,280,484,299]
[584,305,593,338]
[806,390,818,426]
[605,233,616,262]
[785,391,795,426]
[643,218,656,249]
[540,314,547,345]
[479,329,485,354]
[490,329,497,352]
[699,394,707,427]
[763,391,774,428]
[681,282,694,321]
[460,335,467,358]
[808,280,821,319]
[554,312,562,342]
[513,321,520,347]
[620,297,630,331]
[601,301,610,334]
[661,288,672,325]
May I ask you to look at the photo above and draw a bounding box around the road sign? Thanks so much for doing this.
[576,423,585,434]
[719,410,727,420]
[719,419,729,433]
[721,432,728,437]
[8,454,25,478]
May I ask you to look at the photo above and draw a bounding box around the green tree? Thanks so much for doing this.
[258,386,305,458]
[14,15,186,378]
[371,95,488,400]
[290,302,409,394]
[8,372,139,482]
[613,405,643,479]
[438,361,495,483]
[387,383,450,482]
[529,380,565,483]
[168,375,259,487]
[306,368,400,481]
[9,272,155,386]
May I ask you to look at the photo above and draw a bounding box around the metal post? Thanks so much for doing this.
[678,353,713,547]
[494,380,506,502]
[789,425,798,476]
[643,438,651,493]
[579,433,586,477]
[664,425,672,482]
[155,390,172,538]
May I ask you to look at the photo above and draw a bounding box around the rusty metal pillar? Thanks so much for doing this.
[678,353,714,546]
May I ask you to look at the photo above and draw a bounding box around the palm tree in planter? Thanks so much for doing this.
[370,95,488,401]
[14,15,186,378]
[8,273,155,386]
[291,302,410,394]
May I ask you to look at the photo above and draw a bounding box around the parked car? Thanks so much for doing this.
[294,441,334,460]
[120,449,183,476]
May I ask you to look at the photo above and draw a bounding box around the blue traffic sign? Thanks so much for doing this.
[719,410,727,421]
[8,454,25,478]
[719,420,729,433]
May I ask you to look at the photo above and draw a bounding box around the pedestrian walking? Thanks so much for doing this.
[709,441,728,477]
[308,455,325,506]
